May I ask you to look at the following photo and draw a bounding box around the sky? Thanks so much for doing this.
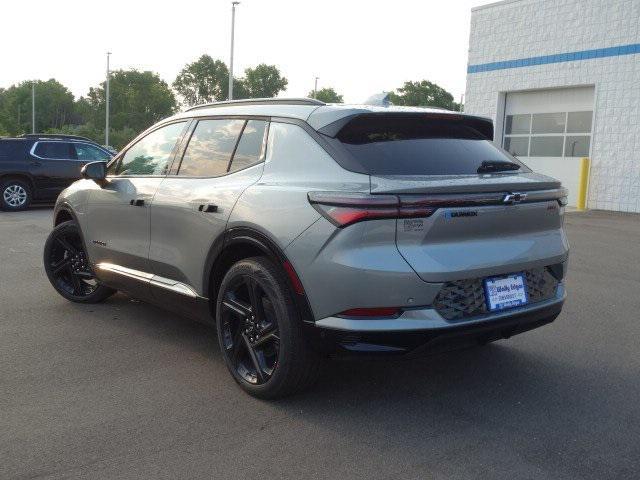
[0,0,493,104]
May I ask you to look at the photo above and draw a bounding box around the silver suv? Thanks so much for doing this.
[44,98,569,398]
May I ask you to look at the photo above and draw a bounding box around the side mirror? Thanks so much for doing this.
[81,161,107,184]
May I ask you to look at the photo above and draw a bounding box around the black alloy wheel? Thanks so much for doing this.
[220,274,281,385]
[216,257,321,398]
[43,221,115,303]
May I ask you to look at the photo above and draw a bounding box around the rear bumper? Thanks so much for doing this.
[306,283,565,355]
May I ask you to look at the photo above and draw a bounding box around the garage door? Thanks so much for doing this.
[502,86,594,206]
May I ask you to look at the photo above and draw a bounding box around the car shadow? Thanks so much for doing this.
[61,292,630,477]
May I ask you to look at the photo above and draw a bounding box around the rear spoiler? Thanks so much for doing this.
[316,112,494,141]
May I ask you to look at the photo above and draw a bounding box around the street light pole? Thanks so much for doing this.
[31,82,35,134]
[314,77,319,99]
[228,1,240,100]
[105,52,111,146]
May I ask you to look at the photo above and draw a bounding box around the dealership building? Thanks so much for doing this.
[464,0,640,212]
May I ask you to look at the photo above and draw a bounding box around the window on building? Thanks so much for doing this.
[564,136,591,157]
[532,112,565,134]
[566,111,593,133]
[530,136,564,156]
[503,136,529,157]
[505,114,531,134]
[503,111,592,158]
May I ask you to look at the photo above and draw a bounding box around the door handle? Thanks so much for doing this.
[198,204,218,213]
[129,199,145,207]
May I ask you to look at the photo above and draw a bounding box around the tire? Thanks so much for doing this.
[216,256,321,399]
[43,220,116,303]
[1,178,32,211]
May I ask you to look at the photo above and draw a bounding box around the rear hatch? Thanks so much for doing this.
[325,112,569,282]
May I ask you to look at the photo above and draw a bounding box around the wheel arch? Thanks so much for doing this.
[205,227,315,323]
[51,203,95,267]
[54,207,75,226]
[0,173,35,194]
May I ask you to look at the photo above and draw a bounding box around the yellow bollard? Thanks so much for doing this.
[576,157,590,211]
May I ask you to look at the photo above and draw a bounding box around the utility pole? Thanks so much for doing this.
[228,2,240,100]
[31,82,35,134]
[314,77,319,98]
[106,52,111,146]
[459,93,464,112]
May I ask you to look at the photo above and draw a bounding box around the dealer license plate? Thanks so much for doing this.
[483,273,528,312]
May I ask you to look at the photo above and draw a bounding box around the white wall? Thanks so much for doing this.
[465,0,640,213]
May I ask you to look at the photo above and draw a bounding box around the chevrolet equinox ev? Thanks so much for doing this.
[44,98,569,398]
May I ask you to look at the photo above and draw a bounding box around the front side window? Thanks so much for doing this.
[34,142,73,160]
[178,119,244,176]
[115,122,186,176]
[74,143,112,161]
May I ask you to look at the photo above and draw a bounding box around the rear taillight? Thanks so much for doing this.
[308,192,435,227]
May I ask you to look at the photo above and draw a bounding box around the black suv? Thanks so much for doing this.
[0,134,113,211]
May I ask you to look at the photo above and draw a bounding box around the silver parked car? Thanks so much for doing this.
[44,98,569,398]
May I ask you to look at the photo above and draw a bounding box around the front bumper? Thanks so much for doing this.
[306,283,565,355]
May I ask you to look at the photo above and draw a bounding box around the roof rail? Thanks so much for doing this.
[20,133,93,142]
[185,97,325,112]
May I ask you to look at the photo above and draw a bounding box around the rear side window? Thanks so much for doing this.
[334,114,523,176]
[178,119,245,177]
[229,120,267,173]
[33,142,73,160]
[74,143,112,161]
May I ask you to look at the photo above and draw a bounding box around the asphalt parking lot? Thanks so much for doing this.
[1,208,639,479]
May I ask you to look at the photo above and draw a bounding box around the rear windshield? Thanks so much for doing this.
[334,114,524,176]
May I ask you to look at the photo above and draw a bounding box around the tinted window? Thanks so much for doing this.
[116,122,186,176]
[178,119,244,176]
[34,142,73,159]
[335,115,522,175]
[229,120,267,173]
[74,143,112,161]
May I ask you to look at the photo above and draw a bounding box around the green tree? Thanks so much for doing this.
[86,70,177,134]
[241,64,287,98]
[309,87,343,103]
[0,79,75,135]
[389,80,459,110]
[172,55,231,106]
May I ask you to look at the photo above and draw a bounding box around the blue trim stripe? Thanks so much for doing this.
[468,43,640,74]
